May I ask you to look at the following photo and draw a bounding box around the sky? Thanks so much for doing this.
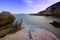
[0,0,60,14]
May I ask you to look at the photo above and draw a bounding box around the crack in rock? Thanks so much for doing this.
[28,29,33,40]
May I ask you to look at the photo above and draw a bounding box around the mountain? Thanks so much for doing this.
[45,1,60,16]
[30,1,60,17]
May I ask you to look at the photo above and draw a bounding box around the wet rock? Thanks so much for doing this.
[13,20,22,33]
[50,20,60,28]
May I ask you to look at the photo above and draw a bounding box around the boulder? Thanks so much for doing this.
[0,11,15,26]
[0,20,22,38]
[50,20,60,28]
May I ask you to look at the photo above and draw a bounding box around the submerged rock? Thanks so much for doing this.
[50,20,60,28]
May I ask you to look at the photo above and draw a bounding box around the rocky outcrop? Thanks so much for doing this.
[0,11,15,37]
[38,1,60,17]
[0,11,22,38]
[45,2,60,16]
[50,20,60,28]
[13,20,22,33]
[30,2,60,16]
[0,11,15,26]
[38,10,46,15]
[0,20,22,38]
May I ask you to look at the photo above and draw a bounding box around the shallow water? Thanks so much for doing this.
[13,14,60,28]
[13,14,60,38]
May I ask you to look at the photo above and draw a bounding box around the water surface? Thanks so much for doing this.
[13,14,60,38]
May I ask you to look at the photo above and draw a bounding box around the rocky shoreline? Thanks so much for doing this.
[30,2,60,28]
[0,11,22,38]
[30,2,60,18]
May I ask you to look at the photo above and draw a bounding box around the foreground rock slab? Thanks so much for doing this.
[0,28,59,40]
[0,20,22,38]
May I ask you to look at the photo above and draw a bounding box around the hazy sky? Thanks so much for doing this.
[0,0,60,14]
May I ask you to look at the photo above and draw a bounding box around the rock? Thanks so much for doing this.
[0,25,15,37]
[0,11,22,38]
[0,20,22,38]
[0,11,15,26]
[0,11,19,37]
[0,28,59,40]
[45,2,60,16]
[37,2,60,17]
[38,10,46,15]
[30,2,60,16]
[50,20,60,28]
[12,20,22,33]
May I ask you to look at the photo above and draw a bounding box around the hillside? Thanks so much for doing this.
[30,1,60,17]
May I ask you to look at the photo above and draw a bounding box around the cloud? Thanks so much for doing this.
[25,0,33,3]
[24,0,33,6]
[34,4,41,7]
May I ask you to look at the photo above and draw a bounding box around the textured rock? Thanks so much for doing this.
[45,2,60,16]
[0,11,15,26]
[38,2,60,16]
[0,25,15,37]
[30,2,60,16]
[0,28,59,40]
[13,20,22,33]
[0,11,22,38]
[50,20,60,28]
[0,20,22,38]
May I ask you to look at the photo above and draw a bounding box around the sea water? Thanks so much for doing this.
[13,14,60,29]
[13,14,40,29]
[13,14,60,38]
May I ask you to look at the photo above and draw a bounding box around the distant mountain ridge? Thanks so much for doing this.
[44,1,60,15]
[30,1,60,17]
